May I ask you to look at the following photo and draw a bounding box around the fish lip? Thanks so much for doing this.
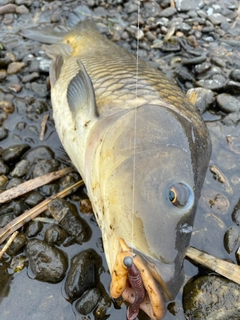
[110,238,167,320]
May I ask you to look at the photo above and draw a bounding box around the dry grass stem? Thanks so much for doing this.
[0,231,19,259]
[186,246,240,285]
[0,180,84,245]
[40,113,49,140]
[0,167,74,204]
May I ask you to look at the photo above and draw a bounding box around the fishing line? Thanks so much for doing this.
[131,0,141,253]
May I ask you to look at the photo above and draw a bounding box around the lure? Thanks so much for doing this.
[124,256,146,320]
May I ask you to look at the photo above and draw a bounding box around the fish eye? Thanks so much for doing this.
[168,183,193,208]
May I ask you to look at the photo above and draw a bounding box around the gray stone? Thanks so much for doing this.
[26,239,68,283]
[208,13,228,25]
[184,276,240,319]
[2,144,30,163]
[7,233,27,256]
[23,146,54,162]
[224,226,240,254]
[11,159,30,177]
[75,288,101,315]
[25,191,45,207]
[197,76,227,91]
[64,249,100,300]
[175,0,204,12]
[216,93,240,113]
[0,127,8,141]
[159,7,177,18]
[187,88,215,114]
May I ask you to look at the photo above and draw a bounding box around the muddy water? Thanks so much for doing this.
[0,1,240,320]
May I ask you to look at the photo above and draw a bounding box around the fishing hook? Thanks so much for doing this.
[123,256,146,320]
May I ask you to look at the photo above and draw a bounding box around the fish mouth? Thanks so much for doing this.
[110,238,167,320]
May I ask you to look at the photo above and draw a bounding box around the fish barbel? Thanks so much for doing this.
[22,21,211,319]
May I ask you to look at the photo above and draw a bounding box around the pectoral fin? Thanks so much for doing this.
[50,55,64,87]
[67,59,98,121]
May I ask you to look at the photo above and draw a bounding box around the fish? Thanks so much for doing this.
[22,21,211,319]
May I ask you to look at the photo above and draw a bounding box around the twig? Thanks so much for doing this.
[0,231,18,259]
[0,180,84,244]
[40,113,49,141]
[0,167,74,204]
[186,246,240,285]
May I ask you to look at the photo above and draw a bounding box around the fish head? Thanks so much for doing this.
[95,103,211,318]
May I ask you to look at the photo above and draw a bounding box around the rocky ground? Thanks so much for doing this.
[0,0,240,319]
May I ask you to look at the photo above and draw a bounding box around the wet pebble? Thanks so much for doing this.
[44,225,68,245]
[181,55,207,66]
[230,69,240,82]
[232,199,240,226]
[208,13,228,25]
[25,220,43,238]
[0,175,8,188]
[60,172,80,189]
[0,200,26,216]
[222,111,240,126]
[7,62,26,74]
[75,287,101,315]
[0,100,14,113]
[216,93,240,113]
[80,198,93,214]
[5,177,22,189]
[211,56,226,68]
[25,191,45,207]
[0,56,11,68]
[11,159,30,177]
[15,0,32,6]
[30,82,48,97]
[10,255,27,273]
[48,199,91,244]
[196,76,227,91]
[7,233,27,256]
[0,110,8,125]
[11,201,28,216]
[226,80,240,94]
[2,143,30,164]
[21,72,40,83]
[23,145,54,162]
[26,239,68,283]
[0,3,17,14]
[0,213,13,228]
[183,276,240,319]
[187,87,215,114]
[32,159,59,178]
[159,7,176,18]
[224,226,240,254]
[40,183,59,196]
[0,160,9,175]
[0,127,8,140]
[175,66,194,82]
[65,249,99,300]
[15,4,29,14]
[9,83,22,93]
[0,69,7,80]
[176,0,204,11]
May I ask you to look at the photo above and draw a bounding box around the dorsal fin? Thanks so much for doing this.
[67,59,98,121]
[50,55,64,87]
